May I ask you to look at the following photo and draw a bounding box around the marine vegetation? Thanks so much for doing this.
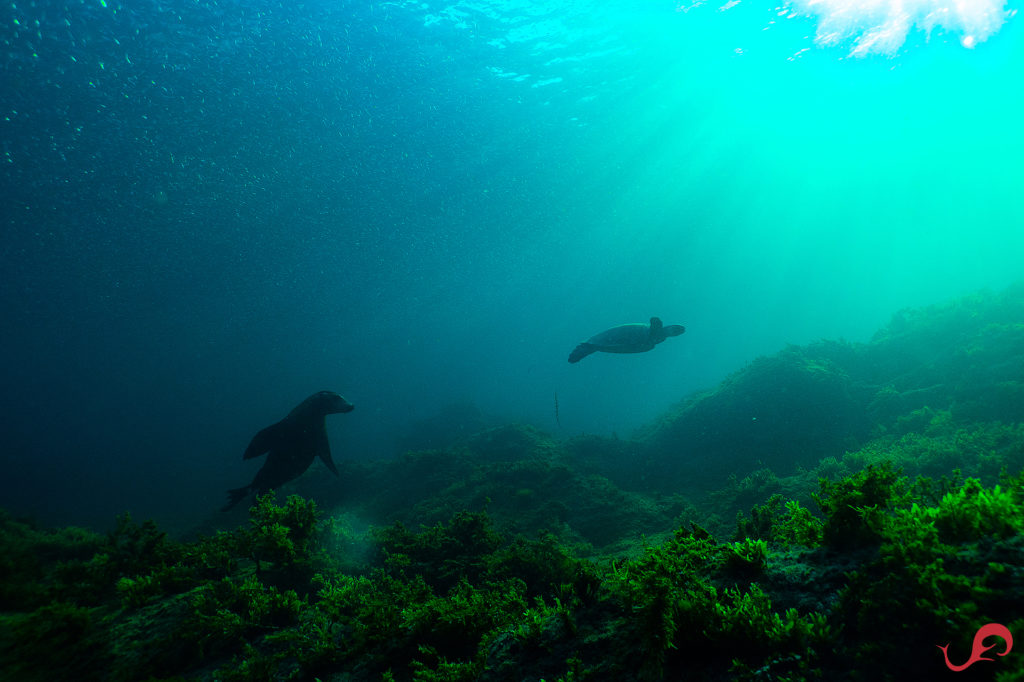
[3,467,1023,681]
[3,286,1024,680]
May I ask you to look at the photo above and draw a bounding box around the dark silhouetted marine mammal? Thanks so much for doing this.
[568,317,685,363]
[222,391,354,511]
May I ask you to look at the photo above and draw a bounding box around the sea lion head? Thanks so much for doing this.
[286,390,354,420]
[304,390,355,416]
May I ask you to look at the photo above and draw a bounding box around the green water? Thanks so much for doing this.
[2,0,1021,528]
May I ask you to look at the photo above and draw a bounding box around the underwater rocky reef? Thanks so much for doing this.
[3,284,1024,681]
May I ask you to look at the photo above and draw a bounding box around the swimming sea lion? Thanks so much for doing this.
[222,391,354,511]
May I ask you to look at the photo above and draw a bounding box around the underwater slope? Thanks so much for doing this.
[3,284,1024,680]
[271,283,1024,548]
[3,465,1024,679]
[632,282,1024,491]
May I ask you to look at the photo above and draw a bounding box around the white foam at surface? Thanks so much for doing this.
[786,0,1013,56]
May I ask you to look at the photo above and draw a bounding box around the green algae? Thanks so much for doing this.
[4,286,1024,680]
[3,466,1023,680]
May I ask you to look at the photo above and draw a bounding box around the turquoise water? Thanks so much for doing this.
[1,0,1022,527]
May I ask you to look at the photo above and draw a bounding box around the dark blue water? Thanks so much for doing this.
[3,0,1022,530]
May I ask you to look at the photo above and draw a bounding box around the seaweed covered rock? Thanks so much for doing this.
[8,286,1024,680]
[625,285,1024,496]
[235,287,1024,560]
[463,423,563,464]
[318,424,682,554]
[640,344,872,489]
[4,464,1024,681]
[0,494,335,681]
[0,509,106,610]
[860,283,1024,426]
[830,473,1024,680]
[394,400,492,454]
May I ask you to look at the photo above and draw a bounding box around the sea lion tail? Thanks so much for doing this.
[221,485,252,512]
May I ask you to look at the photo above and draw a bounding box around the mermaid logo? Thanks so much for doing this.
[937,623,1013,672]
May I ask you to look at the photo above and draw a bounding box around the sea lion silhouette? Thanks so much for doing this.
[222,391,354,511]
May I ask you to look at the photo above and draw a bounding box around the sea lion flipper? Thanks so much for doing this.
[222,485,252,512]
[243,421,288,460]
[315,423,339,476]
